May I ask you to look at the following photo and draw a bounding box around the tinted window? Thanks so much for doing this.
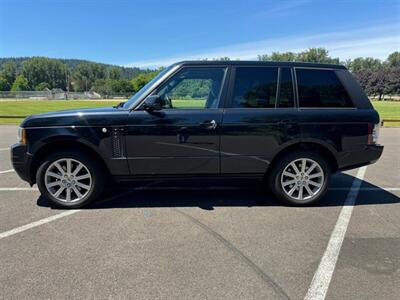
[232,67,278,108]
[156,67,226,109]
[296,69,353,108]
[278,68,294,108]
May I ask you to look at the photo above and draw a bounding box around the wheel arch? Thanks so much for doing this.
[265,141,339,180]
[30,139,111,184]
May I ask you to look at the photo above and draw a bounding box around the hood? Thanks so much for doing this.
[21,106,129,128]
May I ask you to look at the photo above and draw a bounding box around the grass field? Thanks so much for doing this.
[0,99,399,125]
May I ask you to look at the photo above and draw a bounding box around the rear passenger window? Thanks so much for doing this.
[278,68,294,108]
[232,67,278,108]
[296,69,353,108]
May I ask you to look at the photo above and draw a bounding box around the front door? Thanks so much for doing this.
[125,66,228,175]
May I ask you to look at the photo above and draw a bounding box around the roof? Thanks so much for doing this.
[175,60,347,69]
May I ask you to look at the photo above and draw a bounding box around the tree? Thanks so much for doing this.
[11,75,30,91]
[297,48,340,64]
[0,61,17,90]
[0,75,9,91]
[347,57,382,72]
[258,51,297,62]
[107,66,122,80]
[386,52,400,67]
[72,62,106,91]
[131,71,159,92]
[22,57,68,90]
[35,82,51,91]
[258,48,339,64]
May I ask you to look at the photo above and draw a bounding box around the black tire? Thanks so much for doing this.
[267,150,331,206]
[36,150,105,208]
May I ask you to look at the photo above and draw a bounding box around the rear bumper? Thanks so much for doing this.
[338,144,384,171]
[11,143,33,184]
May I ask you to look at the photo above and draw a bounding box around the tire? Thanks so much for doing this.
[267,150,331,206]
[36,150,105,208]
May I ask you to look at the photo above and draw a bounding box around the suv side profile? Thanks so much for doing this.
[11,61,383,208]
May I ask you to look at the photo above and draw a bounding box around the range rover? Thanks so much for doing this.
[11,61,383,208]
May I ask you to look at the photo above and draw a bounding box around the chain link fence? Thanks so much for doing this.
[0,91,128,100]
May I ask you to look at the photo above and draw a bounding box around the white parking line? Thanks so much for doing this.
[330,187,400,191]
[0,148,9,151]
[0,192,131,240]
[304,166,367,300]
[0,187,38,191]
[0,169,14,174]
[0,210,80,240]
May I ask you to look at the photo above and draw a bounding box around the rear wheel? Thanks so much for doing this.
[268,151,330,205]
[36,151,105,208]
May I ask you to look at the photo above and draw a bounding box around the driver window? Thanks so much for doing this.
[155,67,226,109]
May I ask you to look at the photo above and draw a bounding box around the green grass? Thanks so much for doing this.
[371,101,400,126]
[0,99,399,126]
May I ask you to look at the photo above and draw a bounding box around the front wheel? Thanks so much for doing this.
[268,151,331,206]
[36,151,105,208]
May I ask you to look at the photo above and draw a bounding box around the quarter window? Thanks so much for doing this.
[232,67,278,108]
[296,69,353,108]
[155,67,226,109]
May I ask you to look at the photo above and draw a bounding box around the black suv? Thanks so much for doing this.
[11,61,383,208]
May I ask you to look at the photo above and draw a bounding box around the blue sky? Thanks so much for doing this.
[0,0,399,68]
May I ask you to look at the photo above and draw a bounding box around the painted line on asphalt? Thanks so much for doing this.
[0,192,129,240]
[0,210,80,240]
[0,148,10,151]
[304,166,367,300]
[0,187,38,191]
[330,187,400,191]
[0,169,14,174]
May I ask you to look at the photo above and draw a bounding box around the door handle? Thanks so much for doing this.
[200,120,218,130]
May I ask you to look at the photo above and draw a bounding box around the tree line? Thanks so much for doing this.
[0,57,155,96]
[0,49,399,99]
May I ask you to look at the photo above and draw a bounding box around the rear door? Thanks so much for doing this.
[220,66,300,174]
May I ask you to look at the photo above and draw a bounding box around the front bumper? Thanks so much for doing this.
[11,143,33,184]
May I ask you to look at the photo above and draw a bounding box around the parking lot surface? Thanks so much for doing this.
[0,125,399,299]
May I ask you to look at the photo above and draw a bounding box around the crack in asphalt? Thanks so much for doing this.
[174,208,291,300]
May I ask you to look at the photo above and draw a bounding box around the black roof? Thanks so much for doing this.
[176,60,347,69]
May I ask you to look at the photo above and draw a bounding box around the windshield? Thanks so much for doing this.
[123,66,174,109]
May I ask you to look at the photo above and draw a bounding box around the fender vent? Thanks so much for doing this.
[112,128,124,158]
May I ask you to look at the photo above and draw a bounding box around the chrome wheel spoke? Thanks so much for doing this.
[305,185,313,197]
[72,186,83,198]
[72,163,83,176]
[76,182,90,190]
[47,171,62,179]
[47,181,61,188]
[282,179,296,187]
[283,171,296,178]
[309,172,323,179]
[298,186,304,199]
[308,180,322,188]
[54,162,65,175]
[54,186,65,198]
[66,188,71,202]
[290,162,300,174]
[75,173,90,180]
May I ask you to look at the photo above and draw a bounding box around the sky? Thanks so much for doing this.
[0,0,399,68]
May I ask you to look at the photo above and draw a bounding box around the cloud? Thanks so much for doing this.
[126,22,400,68]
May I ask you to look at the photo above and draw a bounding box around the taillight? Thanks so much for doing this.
[367,123,380,145]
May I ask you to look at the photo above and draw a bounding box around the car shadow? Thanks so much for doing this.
[37,173,399,210]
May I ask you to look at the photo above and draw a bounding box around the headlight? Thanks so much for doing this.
[18,127,26,145]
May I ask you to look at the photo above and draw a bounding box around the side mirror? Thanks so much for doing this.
[143,95,162,111]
